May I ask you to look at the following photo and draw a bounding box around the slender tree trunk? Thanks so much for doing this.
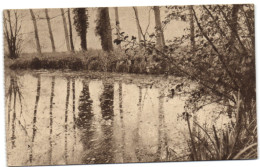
[45,9,56,52]
[29,9,41,54]
[67,8,74,52]
[3,12,11,57]
[4,10,21,58]
[189,6,195,55]
[229,5,241,46]
[114,7,121,48]
[60,8,70,52]
[5,11,15,58]
[133,7,142,43]
[97,7,113,52]
[153,6,165,49]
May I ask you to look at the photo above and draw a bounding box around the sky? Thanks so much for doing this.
[4,6,188,53]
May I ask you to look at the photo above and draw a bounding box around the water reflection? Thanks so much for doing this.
[5,72,229,166]
[99,82,114,163]
[157,88,166,161]
[64,78,71,163]
[49,76,55,164]
[72,78,76,157]
[29,75,41,163]
[77,80,95,163]
[6,76,23,149]
[11,77,17,149]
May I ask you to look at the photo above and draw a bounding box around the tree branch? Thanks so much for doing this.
[192,8,239,90]
[217,5,249,56]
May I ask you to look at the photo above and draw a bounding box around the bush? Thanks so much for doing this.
[8,49,178,76]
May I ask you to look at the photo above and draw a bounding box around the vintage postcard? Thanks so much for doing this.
[4,4,256,166]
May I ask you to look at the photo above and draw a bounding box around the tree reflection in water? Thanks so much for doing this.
[7,75,24,150]
[76,80,94,163]
[5,72,212,166]
[64,78,70,164]
[99,81,114,163]
[49,76,55,164]
[76,80,115,164]
[30,75,41,163]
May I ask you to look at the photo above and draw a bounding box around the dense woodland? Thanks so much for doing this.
[4,4,256,160]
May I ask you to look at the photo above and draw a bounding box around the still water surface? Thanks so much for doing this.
[5,71,228,166]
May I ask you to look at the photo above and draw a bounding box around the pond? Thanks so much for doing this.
[5,70,229,166]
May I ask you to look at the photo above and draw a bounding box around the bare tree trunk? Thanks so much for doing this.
[60,8,70,52]
[189,6,195,55]
[4,11,13,57]
[29,9,41,54]
[229,5,241,46]
[4,10,18,58]
[133,7,142,42]
[114,7,121,48]
[153,6,165,49]
[45,9,56,52]
[67,8,74,52]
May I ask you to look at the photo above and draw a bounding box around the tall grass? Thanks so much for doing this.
[184,106,257,161]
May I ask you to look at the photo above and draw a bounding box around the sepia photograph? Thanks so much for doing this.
[2,2,256,166]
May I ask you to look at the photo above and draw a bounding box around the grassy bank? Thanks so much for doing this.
[6,49,179,76]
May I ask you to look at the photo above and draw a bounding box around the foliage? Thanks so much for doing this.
[95,7,114,52]
[113,4,256,160]
[182,111,257,160]
[6,5,256,161]
[73,8,89,50]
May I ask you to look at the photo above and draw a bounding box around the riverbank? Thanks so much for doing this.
[5,49,181,76]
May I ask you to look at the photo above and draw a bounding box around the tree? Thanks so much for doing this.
[73,8,88,51]
[95,7,113,52]
[120,4,256,159]
[3,10,23,59]
[29,9,41,54]
[67,8,74,52]
[60,8,70,52]
[114,7,121,48]
[189,5,195,55]
[133,7,142,43]
[153,6,165,49]
[45,9,56,52]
